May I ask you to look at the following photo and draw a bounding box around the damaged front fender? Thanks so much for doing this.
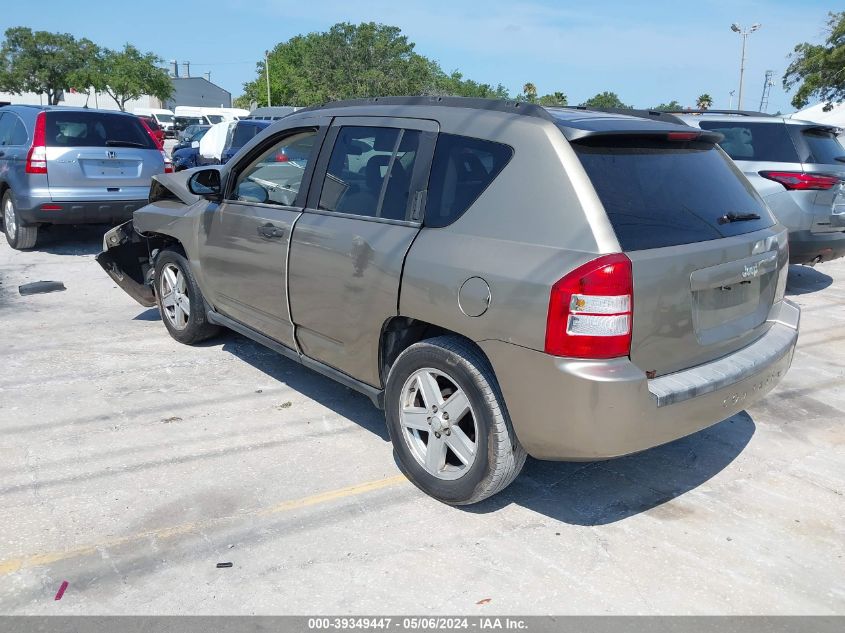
[96,221,157,307]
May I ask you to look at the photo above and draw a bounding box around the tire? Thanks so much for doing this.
[385,335,527,505]
[2,191,38,250]
[153,248,220,345]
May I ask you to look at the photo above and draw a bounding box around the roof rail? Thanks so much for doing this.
[557,106,688,125]
[667,109,774,117]
[296,96,555,121]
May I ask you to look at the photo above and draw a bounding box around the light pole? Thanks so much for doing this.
[730,22,761,110]
[264,50,272,107]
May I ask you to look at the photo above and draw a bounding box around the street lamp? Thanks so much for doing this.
[264,50,272,108]
[730,22,761,110]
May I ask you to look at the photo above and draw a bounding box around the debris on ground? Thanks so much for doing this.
[216,562,233,568]
[19,281,66,296]
[476,598,492,605]
[276,402,292,410]
[161,417,183,423]
[54,581,69,601]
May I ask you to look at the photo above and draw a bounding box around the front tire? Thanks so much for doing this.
[2,191,38,250]
[385,335,526,505]
[154,248,220,345]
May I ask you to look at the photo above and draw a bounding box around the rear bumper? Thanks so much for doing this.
[480,299,800,461]
[788,229,845,264]
[17,200,146,226]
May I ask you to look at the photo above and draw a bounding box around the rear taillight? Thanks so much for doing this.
[25,111,47,174]
[545,254,633,359]
[161,150,173,173]
[759,170,840,191]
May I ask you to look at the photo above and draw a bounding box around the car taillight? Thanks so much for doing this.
[759,170,840,191]
[25,111,47,174]
[545,254,633,359]
[161,150,173,173]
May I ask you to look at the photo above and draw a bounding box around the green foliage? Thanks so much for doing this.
[0,27,95,105]
[237,22,512,107]
[580,91,631,109]
[651,100,683,111]
[696,93,713,109]
[89,45,173,111]
[521,82,538,103]
[538,92,568,106]
[783,11,845,110]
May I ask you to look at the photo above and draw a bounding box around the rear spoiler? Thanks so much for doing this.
[560,126,724,144]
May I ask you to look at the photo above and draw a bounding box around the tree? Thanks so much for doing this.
[538,92,568,106]
[652,100,683,111]
[0,27,94,105]
[237,22,512,108]
[696,93,713,109]
[580,91,631,109]
[85,45,172,111]
[522,82,538,103]
[783,11,845,111]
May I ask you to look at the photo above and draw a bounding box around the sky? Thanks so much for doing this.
[2,0,837,113]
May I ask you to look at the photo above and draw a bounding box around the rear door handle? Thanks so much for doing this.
[258,223,285,239]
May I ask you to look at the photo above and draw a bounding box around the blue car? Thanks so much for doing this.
[172,119,271,171]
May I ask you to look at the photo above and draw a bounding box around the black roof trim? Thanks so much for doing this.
[295,96,555,121]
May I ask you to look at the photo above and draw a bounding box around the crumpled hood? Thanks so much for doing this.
[151,170,200,206]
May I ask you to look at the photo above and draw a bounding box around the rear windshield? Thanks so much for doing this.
[801,128,845,165]
[573,137,775,251]
[207,115,224,124]
[155,113,173,123]
[45,111,156,149]
[697,121,799,162]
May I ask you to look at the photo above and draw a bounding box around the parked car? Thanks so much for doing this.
[98,97,799,504]
[134,108,176,137]
[138,115,165,149]
[0,105,169,249]
[170,125,210,155]
[674,110,845,264]
[173,116,207,134]
[176,124,210,144]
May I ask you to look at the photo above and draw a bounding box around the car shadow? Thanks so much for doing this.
[132,307,161,321]
[29,224,111,256]
[463,412,755,525]
[786,264,833,295]
[218,330,390,442]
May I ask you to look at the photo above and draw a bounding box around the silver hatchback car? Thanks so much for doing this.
[0,105,167,249]
[674,111,845,265]
[99,97,800,504]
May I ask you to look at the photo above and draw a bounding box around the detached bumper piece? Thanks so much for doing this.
[95,221,157,307]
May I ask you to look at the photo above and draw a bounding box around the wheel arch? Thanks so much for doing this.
[378,316,495,388]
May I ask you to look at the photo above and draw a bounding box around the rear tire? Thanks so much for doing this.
[2,191,38,250]
[385,335,526,505]
[154,248,220,345]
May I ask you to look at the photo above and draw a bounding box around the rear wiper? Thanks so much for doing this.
[718,212,761,224]
[105,140,147,148]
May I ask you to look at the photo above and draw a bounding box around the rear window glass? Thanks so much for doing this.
[801,129,845,165]
[229,123,264,148]
[425,134,512,228]
[45,112,156,149]
[698,121,798,162]
[574,138,775,251]
[155,113,173,123]
[207,115,224,124]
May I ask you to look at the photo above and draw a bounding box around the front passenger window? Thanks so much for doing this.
[232,129,318,206]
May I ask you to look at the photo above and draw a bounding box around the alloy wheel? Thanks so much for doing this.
[159,263,190,330]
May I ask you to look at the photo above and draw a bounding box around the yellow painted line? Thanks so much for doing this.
[0,474,408,576]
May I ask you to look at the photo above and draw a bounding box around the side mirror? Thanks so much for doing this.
[235,181,269,204]
[188,168,222,200]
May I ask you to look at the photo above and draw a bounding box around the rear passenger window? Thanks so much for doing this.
[425,134,512,228]
[319,126,421,221]
[801,129,845,165]
[698,121,799,162]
